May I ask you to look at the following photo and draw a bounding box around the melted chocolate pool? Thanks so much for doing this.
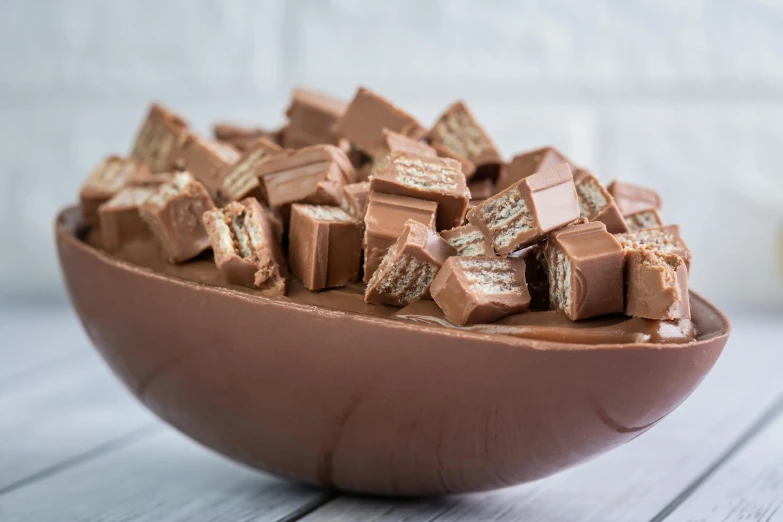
[84,229,695,345]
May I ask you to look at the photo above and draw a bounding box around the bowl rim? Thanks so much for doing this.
[57,206,731,352]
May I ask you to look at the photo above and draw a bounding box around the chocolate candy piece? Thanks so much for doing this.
[80,155,149,225]
[547,221,625,321]
[98,186,156,250]
[625,249,690,320]
[130,103,189,172]
[369,129,437,179]
[212,123,275,152]
[607,180,662,216]
[256,145,355,211]
[171,132,241,198]
[440,224,494,257]
[341,181,370,219]
[615,225,692,271]
[363,192,438,283]
[496,146,573,194]
[431,256,531,325]
[365,219,455,306]
[430,142,477,179]
[518,244,549,311]
[625,208,664,231]
[216,137,283,204]
[203,198,286,292]
[428,101,502,181]
[289,204,362,290]
[468,163,580,255]
[283,88,346,148]
[140,172,216,263]
[573,170,629,234]
[467,178,494,200]
[127,171,175,187]
[371,151,470,230]
[336,87,426,155]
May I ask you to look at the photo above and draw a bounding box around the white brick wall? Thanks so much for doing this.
[1,0,782,306]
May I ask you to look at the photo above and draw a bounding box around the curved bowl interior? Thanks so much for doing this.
[56,207,731,496]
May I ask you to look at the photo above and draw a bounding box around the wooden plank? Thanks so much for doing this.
[0,350,156,492]
[663,394,783,522]
[0,429,332,522]
[0,307,86,383]
[302,312,783,522]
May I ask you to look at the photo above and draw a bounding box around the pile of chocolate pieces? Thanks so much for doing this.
[79,87,692,326]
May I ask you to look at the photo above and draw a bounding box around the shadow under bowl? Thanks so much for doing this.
[56,207,730,496]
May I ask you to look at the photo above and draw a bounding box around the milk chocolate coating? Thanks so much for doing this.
[428,101,503,181]
[371,151,470,230]
[467,178,495,200]
[336,87,427,155]
[607,180,662,216]
[212,123,275,152]
[282,88,347,148]
[365,219,455,306]
[495,146,573,194]
[341,181,370,219]
[625,250,690,320]
[256,145,354,211]
[80,155,149,226]
[140,173,216,263]
[56,206,730,496]
[430,142,477,180]
[573,170,629,234]
[362,192,438,283]
[98,186,156,250]
[431,256,531,325]
[289,204,362,291]
[370,129,437,179]
[468,163,581,255]
[130,103,189,173]
[625,208,664,231]
[547,221,625,321]
[171,132,241,199]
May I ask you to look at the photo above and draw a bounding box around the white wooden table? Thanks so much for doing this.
[1,305,781,522]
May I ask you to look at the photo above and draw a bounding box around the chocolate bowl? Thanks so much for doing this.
[56,206,730,496]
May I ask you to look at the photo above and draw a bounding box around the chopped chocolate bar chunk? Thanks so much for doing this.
[467,163,580,255]
[547,221,625,321]
[170,132,241,198]
[283,88,346,148]
[98,186,156,250]
[615,225,692,271]
[517,244,549,311]
[336,87,426,155]
[80,155,149,225]
[213,123,274,152]
[341,181,370,219]
[440,224,494,257]
[431,256,530,325]
[216,137,283,204]
[365,220,455,306]
[140,172,216,263]
[496,146,573,194]
[370,151,470,230]
[607,180,662,216]
[467,178,494,200]
[369,129,437,179]
[428,101,502,181]
[256,145,355,211]
[625,208,664,231]
[130,103,189,172]
[573,170,629,234]
[203,198,285,292]
[625,249,690,320]
[127,171,175,187]
[363,192,438,283]
[289,204,362,290]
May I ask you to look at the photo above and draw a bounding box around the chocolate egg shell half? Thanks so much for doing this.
[56,207,730,496]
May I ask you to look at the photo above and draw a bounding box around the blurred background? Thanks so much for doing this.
[0,0,782,308]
